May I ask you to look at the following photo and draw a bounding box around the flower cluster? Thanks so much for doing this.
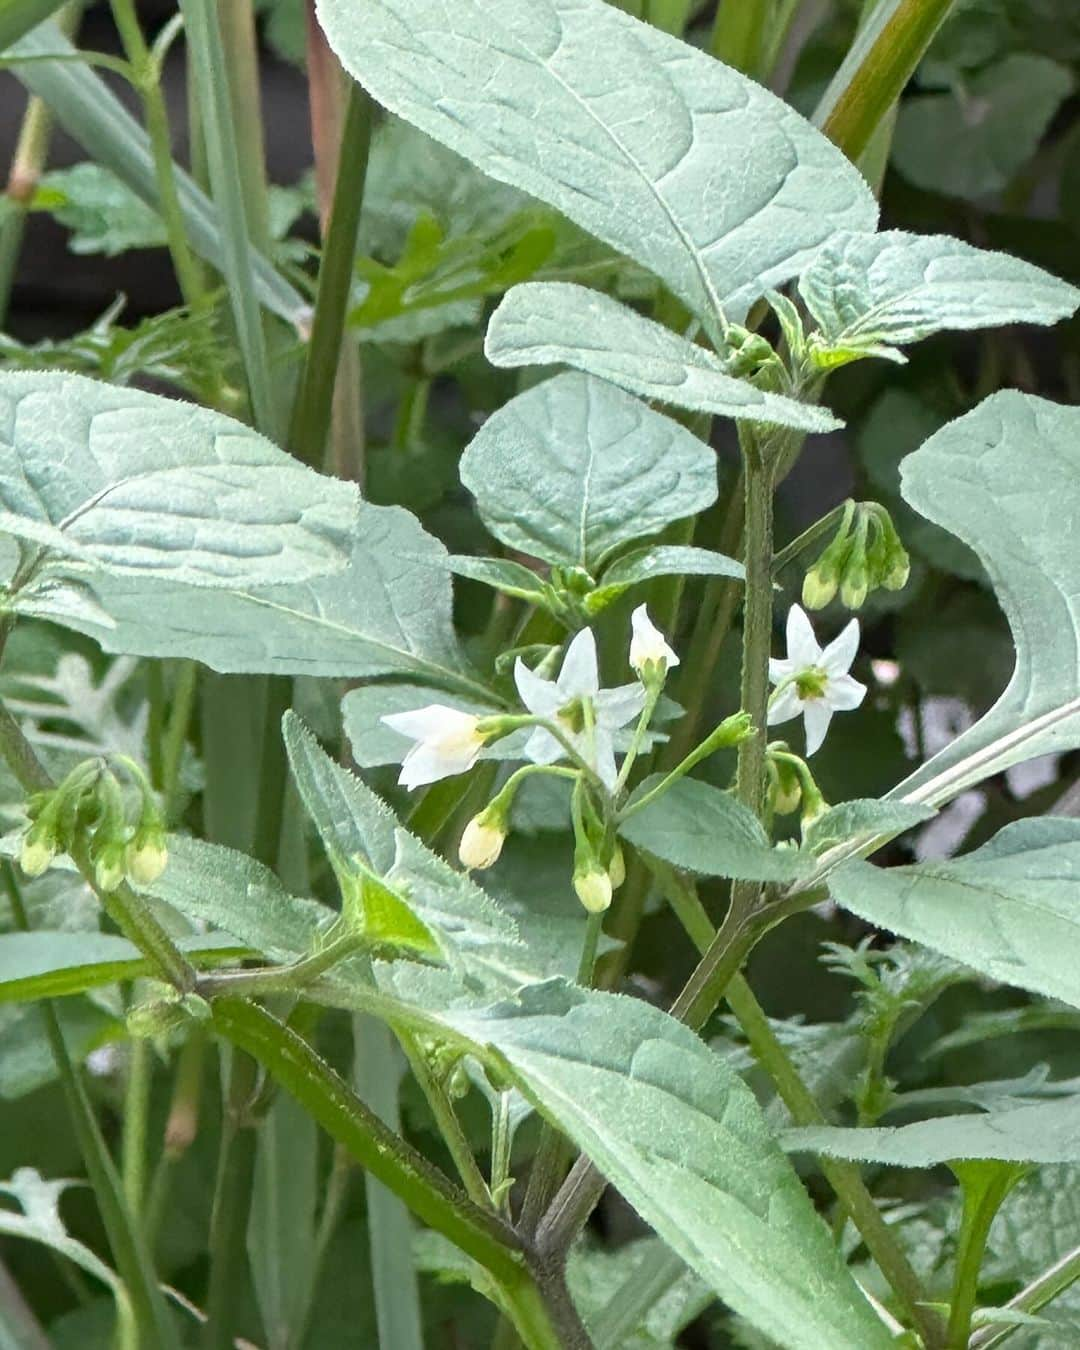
[802,502,910,611]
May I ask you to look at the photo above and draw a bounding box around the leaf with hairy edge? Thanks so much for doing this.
[0,372,358,587]
[890,393,1080,805]
[619,776,810,883]
[460,373,716,572]
[589,544,743,611]
[784,1094,1080,1167]
[799,231,1079,359]
[486,283,840,432]
[316,0,877,326]
[443,981,892,1350]
[0,931,246,1003]
[801,799,935,856]
[828,819,1080,1008]
[283,714,526,990]
[56,504,487,694]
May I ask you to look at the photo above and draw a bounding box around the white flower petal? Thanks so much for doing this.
[629,604,680,673]
[767,686,803,726]
[592,727,619,791]
[768,657,794,684]
[522,726,566,767]
[785,604,822,669]
[596,681,647,730]
[822,618,861,676]
[514,657,564,719]
[398,739,478,790]
[802,700,833,756]
[382,704,473,741]
[557,629,600,699]
[826,672,867,712]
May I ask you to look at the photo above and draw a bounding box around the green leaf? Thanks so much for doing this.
[590,544,743,611]
[486,283,840,432]
[283,714,526,991]
[828,819,1080,1008]
[443,555,550,603]
[800,230,1080,356]
[892,54,1074,200]
[892,392,1080,804]
[459,373,716,571]
[0,1169,121,1296]
[62,503,485,691]
[0,372,358,587]
[443,981,892,1350]
[0,930,245,1003]
[801,799,936,856]
[34,163,167,256]
[619,777,810,883]
[784,1094,1080,1166]
[316,0,877,325]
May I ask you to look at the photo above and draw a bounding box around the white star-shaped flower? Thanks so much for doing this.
[629,604,680,680]
[767,605,867,756]
[514,629,645,791]
[381,705,486,790]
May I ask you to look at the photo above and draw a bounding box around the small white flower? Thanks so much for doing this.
[767,605,867,756]
[514,629,645,791]
[629,604,680,679]
[381,705,487,790]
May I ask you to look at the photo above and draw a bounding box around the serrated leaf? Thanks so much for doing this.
[590,544,743,611]
[316,0,877,325]
[892,392,1080,804]
[619,777,810,883]
[486,283,840,432]
[801,799,935,856]
[460,373,716,571]
[442,981,892,1350]
[893,53,1074,200]
[60,503,487,692]
[0,930,246,1003]
[0,372,358,587]
[800,230,1079,354]
[784,1093,1080,1166]
[0,1168,120,1295]
[34,162,167,256]
[828,819,1080,1008]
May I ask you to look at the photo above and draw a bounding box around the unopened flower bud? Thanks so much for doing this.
[802,562,839,611]
[19,828,56,878]
[770,760,802,816]
[574,862,613,914]
[93,842,126,893]
[883,546,911,592]
[125,831,168,886]
[629,604,679,684]
[459,808,507,871]
[607,843,626,891]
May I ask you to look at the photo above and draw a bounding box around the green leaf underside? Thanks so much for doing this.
[828,819,1080,1008]
[52,502,482,690]
[459,372,716,571]
[891,392,1080,804]
[486,283,840,432]
[0,372,358,587]
[801,799,936,855]
[0,930,246,1002]
[444,981,892,1350]
[315,0,877,325]
[784,1093,1080,1167]
[444,555,549,601]
[619,776,810,883]
[800,230,1080,352]
[596,544,743,593]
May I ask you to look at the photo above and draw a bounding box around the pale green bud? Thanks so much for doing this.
[125,833,168,886]
[19,829,56,878]
[801,564,839,611]
[93,842,126,893]
[458,810,507,871]
[574,863,613,915]
[770,760,802,816]
[607,843,626,891]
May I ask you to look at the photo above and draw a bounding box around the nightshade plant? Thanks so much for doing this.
[0,0,1079,1347]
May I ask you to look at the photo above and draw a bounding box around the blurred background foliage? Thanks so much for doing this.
[0,0,1078,1345]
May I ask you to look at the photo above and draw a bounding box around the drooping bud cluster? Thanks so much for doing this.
[766,743,828,832]
[802,502,910,612]
[18,755,168,892]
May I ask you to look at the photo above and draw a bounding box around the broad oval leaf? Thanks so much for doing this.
[444,981,892,1350]
[54,502,488,694]
[828,819,1080,1008]
[892,392,1080,804]
[0,372,358,586]
[487,283,840,432]
[799,230,1079,355]
[619,776,809,883]
[459,373,716,571]
[316,0,877,324]
[784,1093,1080,1167]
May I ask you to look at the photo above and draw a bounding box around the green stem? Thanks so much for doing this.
[0,90,52,323]
[121,1037,151,1219]
[591,1244,686,1350]
[576,911,603,986]
[202,1049,258,1350]
[710,0,770,74]
[214,0,270,250]
[289,80,373,467]
[250,674,293,871]
[210,999,580,1349]
[814,0,957,161]
[109,0,208,312]
[945,1166,1025,1348]
[3,868,181,1350]
[160,660,197,822]
[969,1244,1080,1349]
